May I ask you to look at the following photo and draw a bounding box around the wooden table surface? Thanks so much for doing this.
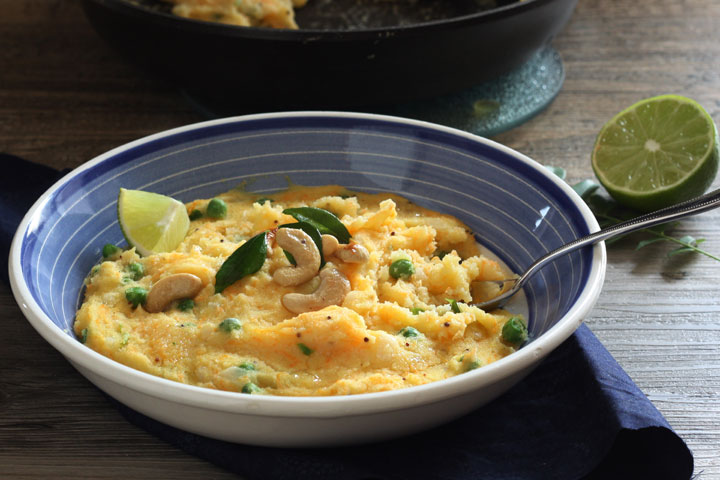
[2,0,719,478]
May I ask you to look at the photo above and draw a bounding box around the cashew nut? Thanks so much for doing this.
[145,273,203,313]
[273,228,321,287]
[336,243,369,264]
[282,268,351,314]
[321,234,339,256]
[321,234,369,264]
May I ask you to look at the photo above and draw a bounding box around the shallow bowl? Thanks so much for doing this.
[9,112,605,446]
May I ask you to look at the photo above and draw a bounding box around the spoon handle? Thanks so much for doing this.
[516,187,720,288]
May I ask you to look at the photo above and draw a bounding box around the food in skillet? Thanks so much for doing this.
[74,185,527,396]
[163,0,308,28]
[160,0,516,29]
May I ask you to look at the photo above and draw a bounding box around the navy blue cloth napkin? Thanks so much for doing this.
[3,154,693,480]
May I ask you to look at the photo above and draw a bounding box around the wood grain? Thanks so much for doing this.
[1,0,720,478]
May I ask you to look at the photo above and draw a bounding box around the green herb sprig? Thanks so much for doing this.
[546,166,720,261]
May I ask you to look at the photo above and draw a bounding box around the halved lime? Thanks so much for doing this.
[592,95,718,212]
[117,188,190,256]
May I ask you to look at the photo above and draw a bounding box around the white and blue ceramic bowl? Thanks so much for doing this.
[9,112,605,447]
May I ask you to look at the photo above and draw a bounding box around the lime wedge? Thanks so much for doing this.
[117,188,190,256]
[592,95,719,212]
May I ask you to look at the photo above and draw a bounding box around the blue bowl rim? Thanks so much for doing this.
[9,111,606,418]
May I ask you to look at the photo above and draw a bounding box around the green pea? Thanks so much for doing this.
[255,198,273,205]
[218,317,242,332]
[126,262,144,281]
[177,298,195,311]
[502,317,528,346]
[206,198,228,219]
[435,250,450,260]
[189,209,203,220]
[297,343,314,355]
[410,307,425,315]
[79,328,88,344]
[398,326,421,338]
[238,362,257,371]
[464,360,482,372]
[102,243,121,259]
[389,259,414,279]
[241,382,262,394]
[125,286,148,308]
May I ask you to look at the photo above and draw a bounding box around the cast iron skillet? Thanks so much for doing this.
[81,0,578,110]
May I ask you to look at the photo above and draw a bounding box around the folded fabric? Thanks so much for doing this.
[0,154,70,284]
[2,154,693,479]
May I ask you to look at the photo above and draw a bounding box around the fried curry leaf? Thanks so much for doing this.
[215,231,268,293]
[282,207,351,244]
[278,221,325,268]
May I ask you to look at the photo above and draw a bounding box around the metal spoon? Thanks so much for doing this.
[472,187,720,311]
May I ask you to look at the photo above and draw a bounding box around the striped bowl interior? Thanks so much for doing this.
[18,113,595,344]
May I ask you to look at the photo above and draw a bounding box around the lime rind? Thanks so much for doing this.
[592,95,719,212]
[117,188,190,256]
